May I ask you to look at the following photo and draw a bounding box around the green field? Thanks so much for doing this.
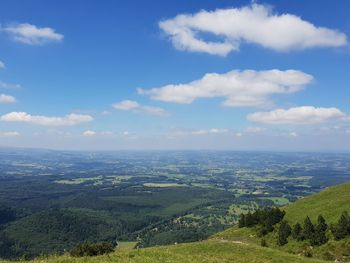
[143,183,186,188]
[0,240,325,263]
[260,197,290,206]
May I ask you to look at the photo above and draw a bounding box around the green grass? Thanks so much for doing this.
[0,240,325,263]
[117,241,137,250]
[284,182,350,224]
[260,197,290,206]
[143,183,186,188]
[214,182,350,261]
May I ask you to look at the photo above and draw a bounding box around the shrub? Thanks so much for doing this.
[260,238,268,247]
[70,242,115,257]
[301,246,313,258]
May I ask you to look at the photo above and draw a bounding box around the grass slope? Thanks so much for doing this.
[284,182,350,224]
[215,182,350,261]
[0,240,325,263]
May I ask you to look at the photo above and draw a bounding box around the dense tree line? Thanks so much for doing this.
[239,209,350,247]
[284,215,328,246]
[238,207,285,236]
[136,216,226,248]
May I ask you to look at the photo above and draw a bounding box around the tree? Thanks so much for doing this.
[70,242,115,257]
[238,214,246,228]
[238,207,285,231]
[331,211,350,240]
[244,212,256,227]
[303,216,315,241]
[291,223,303,241]
[311,215,328,245]
[316,215,328,232]
[277,221,291,246]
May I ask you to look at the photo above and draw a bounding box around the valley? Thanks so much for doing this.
[1,149,350,259]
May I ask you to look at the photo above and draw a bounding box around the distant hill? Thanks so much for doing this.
[5,183,350,262]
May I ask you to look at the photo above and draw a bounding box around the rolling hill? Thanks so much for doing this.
[2,183,350,263]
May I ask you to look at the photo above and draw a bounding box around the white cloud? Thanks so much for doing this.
[0,61,5,69]
[245,127,266,133]
[139,69,313,107]
[0,94,16,103]
[141,106,169,116]
[83,130,96,137]
[192,128,228,135]
[0,112,93,126]
[112,100,169,116]
[0,81,21,90]
[0,131,20,137]
[248,106,349,124]
[3,23,64,45]
[113,100,140,110]
[167,128,229,138]
[83,130,115,136]
[159,3,347,56]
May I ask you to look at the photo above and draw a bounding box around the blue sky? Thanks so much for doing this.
[0,0,350,151]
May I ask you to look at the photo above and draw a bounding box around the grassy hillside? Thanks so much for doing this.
[215,183,350,261]
[284,182,350,224]
[0,240,325,263]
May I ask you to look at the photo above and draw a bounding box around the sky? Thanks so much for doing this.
[0,0,350,151]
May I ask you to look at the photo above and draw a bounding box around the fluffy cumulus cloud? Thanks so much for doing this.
[0,131,20,137]
[159,3,347,56]
[0,94,16,103]
[248,106,349,124]
[112,100,169,116]
[0,112,93,126]
[139,69,313,107]
[2,23,64,45]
